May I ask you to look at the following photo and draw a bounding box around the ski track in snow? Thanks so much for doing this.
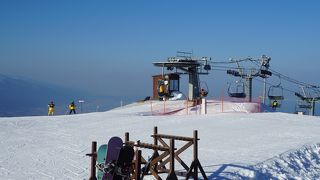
[1,101,320,179]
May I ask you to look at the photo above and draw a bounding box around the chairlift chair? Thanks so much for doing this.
[294,86,314,109]
[199,81,209,98]
[295,100,312,115]
[228,81,246,98]
[268,85,284,108]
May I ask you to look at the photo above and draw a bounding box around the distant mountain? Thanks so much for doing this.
[0,74,140,117]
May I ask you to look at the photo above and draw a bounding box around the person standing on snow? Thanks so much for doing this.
[158,82,166,101]
[48,101,55,116]
[68,101,76,114]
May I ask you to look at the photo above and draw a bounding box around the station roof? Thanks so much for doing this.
[153,60,200,68]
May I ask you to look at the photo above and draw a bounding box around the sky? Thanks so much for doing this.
[1,0,320,100]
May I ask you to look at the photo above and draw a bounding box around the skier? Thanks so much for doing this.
[68,101,76,114]
[48,101,55,116]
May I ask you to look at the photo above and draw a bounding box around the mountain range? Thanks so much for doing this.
[0,74,139,117]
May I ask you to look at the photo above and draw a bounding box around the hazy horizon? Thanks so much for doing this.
[1,0,320,116]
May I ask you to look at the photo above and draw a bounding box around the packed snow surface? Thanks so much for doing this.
[1,100,320,179]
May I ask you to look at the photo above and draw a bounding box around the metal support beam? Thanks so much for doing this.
[189,67,200,100]
[311,99,316,116]
[263,78,267,104]
[246,77,253,102]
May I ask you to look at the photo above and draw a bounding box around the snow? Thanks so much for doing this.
[1,100,320,179]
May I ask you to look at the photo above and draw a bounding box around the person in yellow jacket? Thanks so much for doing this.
[68,101,76,114]
[272,100,279,109]
[158,83,166,100]
[48,101,55,116]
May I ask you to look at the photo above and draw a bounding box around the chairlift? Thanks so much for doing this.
[293,87,312,115]
[295,100,312,115]
[228,81,246,98]
[204,64,211,71]
[268,84,284,108]
[294,86,313,109]
[268,85,284,100]
[199,81,209,98]
[298,103,312,109]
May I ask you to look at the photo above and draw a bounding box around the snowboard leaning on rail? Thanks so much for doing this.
[97,144,108,180]
[111,145,134,180]
[102,136,123,180]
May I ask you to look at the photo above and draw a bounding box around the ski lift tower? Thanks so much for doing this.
[153,51,211,101]
[227,55,272,102]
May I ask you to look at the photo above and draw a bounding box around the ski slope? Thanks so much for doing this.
[1,100,320,179]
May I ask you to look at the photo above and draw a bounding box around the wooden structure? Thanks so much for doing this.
[86,127,207,180]
[126,127,207,180]
[85,141,98,180]
[153,73,180,100]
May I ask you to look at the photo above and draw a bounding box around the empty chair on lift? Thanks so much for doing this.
[228,81,246,98]
[298,102,312,109]
[268,85,284,100]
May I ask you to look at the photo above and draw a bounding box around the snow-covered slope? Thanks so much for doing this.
[1,101,320,179]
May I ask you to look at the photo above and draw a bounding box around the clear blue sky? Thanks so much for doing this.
[1,0,320,99]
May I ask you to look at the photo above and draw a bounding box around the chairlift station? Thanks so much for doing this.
[152,52,320,116]
[152,52,211,101]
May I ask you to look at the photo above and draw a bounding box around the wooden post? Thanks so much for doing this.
[135,150,142,180]
[170,138,175,172]
[89,141,97,180]
[153,126,158,146]
[167,138,178,180]
[125,132,129,144]
[193,131,198,180]
[153,126,159,173]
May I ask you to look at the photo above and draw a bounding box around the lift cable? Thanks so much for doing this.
[210,57,320,94]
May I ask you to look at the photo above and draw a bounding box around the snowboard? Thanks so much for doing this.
[103,137,123,180]
[112,145,135,180]
[97,144,108,180]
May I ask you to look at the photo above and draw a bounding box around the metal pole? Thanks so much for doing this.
[78,100,84,113]
[246,77,253,102]
[162,65,164,78]
[263,78,267,104]
[311,99,316,116]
